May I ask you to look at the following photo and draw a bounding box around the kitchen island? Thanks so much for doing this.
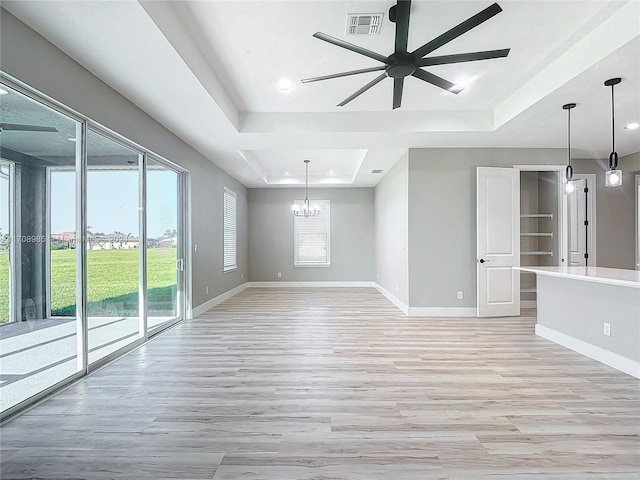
[515,266,640,378]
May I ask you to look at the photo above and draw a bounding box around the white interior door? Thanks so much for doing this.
[477,167,520,317]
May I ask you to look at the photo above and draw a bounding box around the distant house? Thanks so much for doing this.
[90,233,139,250]
[51,232,76,249]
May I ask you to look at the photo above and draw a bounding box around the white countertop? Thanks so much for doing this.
[515,266,640,289]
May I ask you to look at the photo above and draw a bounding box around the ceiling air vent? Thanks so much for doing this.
[371,169,383,174]
[346,13,383,36]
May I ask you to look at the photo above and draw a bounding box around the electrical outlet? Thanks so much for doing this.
[457,290,464,300]
[194,244,198,252]
[205,286,209,294]
[377,273,380,280]
[603,322,611,336]
[240,274,244,280]
[395,283,399,292]
[277,272,282,278]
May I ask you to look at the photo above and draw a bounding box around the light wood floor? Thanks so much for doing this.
[1,287,639,479]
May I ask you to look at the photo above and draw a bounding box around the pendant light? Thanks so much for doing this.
[604,77,623,187]
[291,160,320,217]
[563,102,577,195]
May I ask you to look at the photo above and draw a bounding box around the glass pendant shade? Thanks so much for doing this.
[605,169,623,187]
[564,179,577,194]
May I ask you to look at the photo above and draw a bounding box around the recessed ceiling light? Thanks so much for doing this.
[624,122,640,130]
[283,171,290,176]
[0,88,8,95]
[277,78,294,93]
[328,170,335,176]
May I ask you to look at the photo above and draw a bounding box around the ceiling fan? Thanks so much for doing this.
[0,123,58,133]
[302,1,510,109]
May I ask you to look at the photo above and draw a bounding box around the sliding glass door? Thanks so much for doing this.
[0,85,83,414]
[0,78,188,420]
[146,157,183,332]
[86,129,143,364]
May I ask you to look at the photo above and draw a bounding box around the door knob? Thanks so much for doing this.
[479,259,488,263]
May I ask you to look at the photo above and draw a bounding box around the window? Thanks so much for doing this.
[294,199,330,267]
[223,187,237,271]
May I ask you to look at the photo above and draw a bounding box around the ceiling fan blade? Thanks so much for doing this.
[416,48,510,67]
[337,73,388,107]
[313,32,388,64]
[393,78,405,109]
[411,3,503,59]
[412,69,463,94]
[0,123,58,132]
[301,66,386,83]
[394,0,411,55]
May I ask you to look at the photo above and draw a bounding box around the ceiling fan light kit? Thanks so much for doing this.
[302,1,510,109]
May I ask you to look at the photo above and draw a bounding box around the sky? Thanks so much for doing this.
[50,169,178,239]
[0,168,177,239]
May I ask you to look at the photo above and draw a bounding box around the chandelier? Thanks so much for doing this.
[291,160,320,217]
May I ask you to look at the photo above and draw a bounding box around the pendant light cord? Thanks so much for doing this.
[609,82,618,170]
[611,84,615,160]
[563,103,576,182]
[567,106,571,169]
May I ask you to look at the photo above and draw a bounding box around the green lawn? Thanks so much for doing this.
[0,248,177,322]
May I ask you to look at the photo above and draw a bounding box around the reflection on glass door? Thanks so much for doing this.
[146,158,182,331]
[86,129,143,364]
[0,84,82,415]
[0,161,12,324]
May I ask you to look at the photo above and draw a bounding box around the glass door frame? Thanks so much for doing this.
[145,153,190,335]
[0,73,191,421]
[1,160,17,323]
[0,74,87,421]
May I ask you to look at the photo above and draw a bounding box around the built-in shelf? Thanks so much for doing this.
[520,287,537,293]
[521,213,553,219]
[522,251,553,256]
[521,232,553,237]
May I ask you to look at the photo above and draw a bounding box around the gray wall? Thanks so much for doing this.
[538,275,640,362]
[248,188,374,282]
[407,148,566,308]
[574,152,640,269]
[374,154,409,304]
[1,10,248,310]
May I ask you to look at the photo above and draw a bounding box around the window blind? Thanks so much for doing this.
[223,187,237,271]
[293,199,330,266]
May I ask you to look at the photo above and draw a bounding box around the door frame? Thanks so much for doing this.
[635,173,640,270]
[514,165,568,266]
[1,160,17,323]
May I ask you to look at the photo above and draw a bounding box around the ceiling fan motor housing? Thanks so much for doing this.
[386,53,416,78]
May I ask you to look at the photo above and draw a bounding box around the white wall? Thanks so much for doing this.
[374,153,409,305]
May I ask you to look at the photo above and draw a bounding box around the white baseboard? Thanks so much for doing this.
[535,324,640,379]
[407,307,477,317]
[248,281,375,288]
[374,283,409,315]
[521,300,537,309]
[192,283,248,318]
